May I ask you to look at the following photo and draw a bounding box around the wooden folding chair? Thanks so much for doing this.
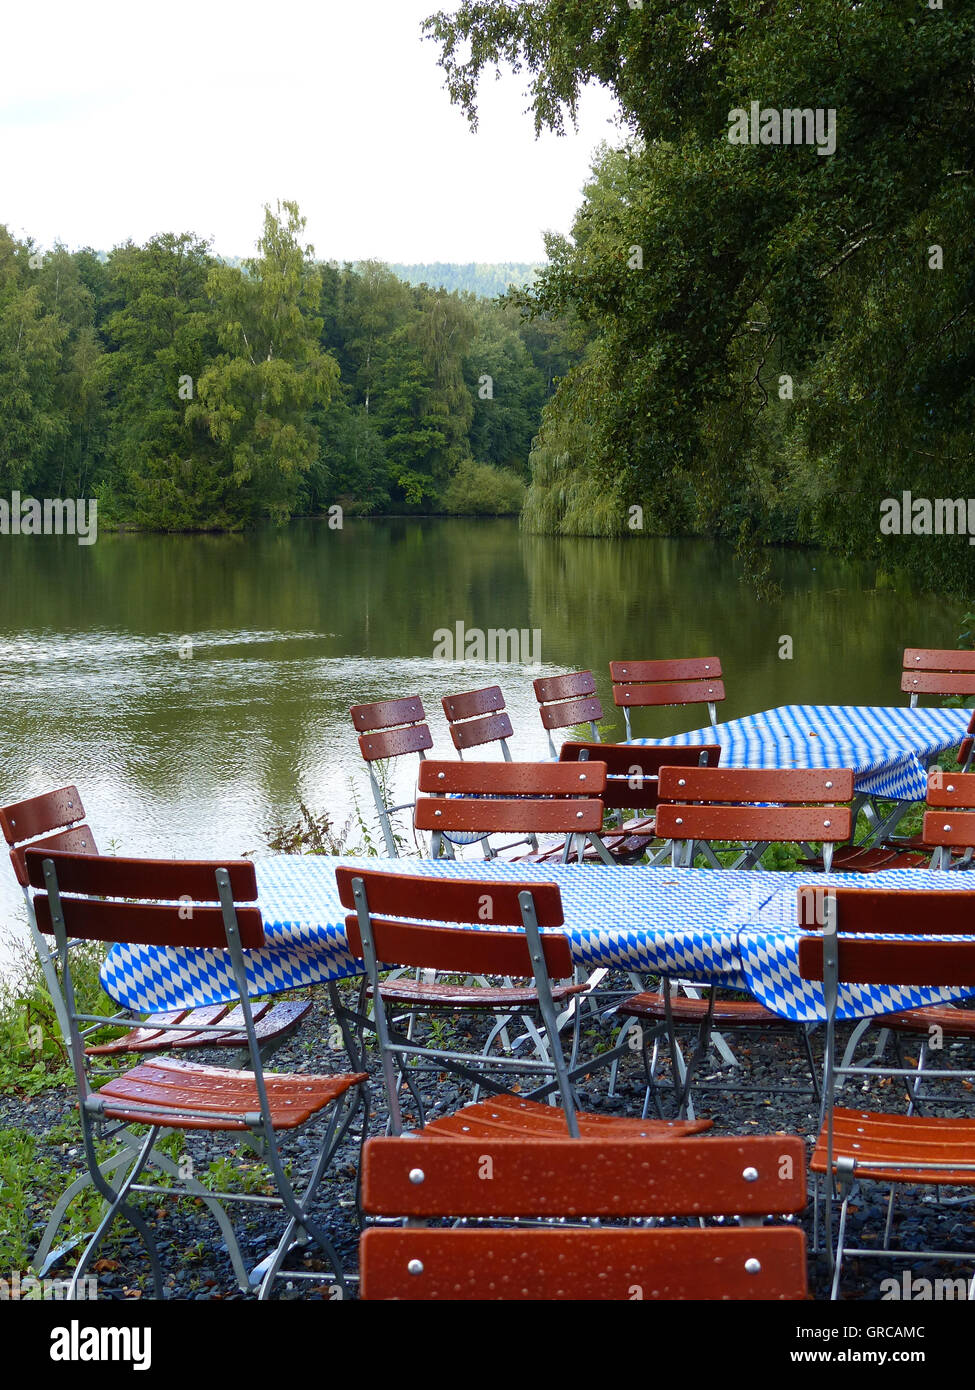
[24,847,367,1299]
[902,647,975,707]
[350,695,435,856]
[615,767,854,1117]
[533,671,604,757]
[0,787,311,1060]
[924,769,975,869]
[414,758,616,865]
[441,686,539,856]
[610,657,724,740]
[360,1134,808,1300]
[336,865,711,1141]
[555,741,721,864]
[655,765,855,871]
[799,883,975,1299]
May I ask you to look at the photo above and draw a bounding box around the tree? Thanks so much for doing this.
[427,0,975,589]
[189,202,340,525]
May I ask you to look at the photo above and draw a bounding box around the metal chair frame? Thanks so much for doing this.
[25,848,367,1300]
[800,883,975,1299]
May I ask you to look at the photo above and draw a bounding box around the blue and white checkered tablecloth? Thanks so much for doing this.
[627,704,970,801]
[99,857,975,1024]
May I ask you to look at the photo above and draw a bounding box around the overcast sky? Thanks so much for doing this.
[0,0,622,263]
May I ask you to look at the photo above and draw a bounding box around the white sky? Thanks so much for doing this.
[0,0,622,263]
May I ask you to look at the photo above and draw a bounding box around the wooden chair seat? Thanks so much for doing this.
[372,980,586,1009]
[799,845,929,873]
[811,1106,975,1184]
[883,1005,975,1038]
[86,999,312,1055]
[617,991,782,1027]
[416,1093,711,1140]
[93,1056,367,1131]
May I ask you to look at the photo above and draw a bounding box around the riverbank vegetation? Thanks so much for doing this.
[0,205,578,529]
[428,0,975,593]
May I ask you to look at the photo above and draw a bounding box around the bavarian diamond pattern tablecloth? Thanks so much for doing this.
[627,704,970,800]
[99,856,975,1024]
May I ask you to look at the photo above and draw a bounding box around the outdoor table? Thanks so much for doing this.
[100,856,975,1025]
[626,703,969,801]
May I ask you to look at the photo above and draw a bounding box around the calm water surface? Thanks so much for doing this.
[0,518,961,970]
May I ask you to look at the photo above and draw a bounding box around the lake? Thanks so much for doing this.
[0,517,961,970]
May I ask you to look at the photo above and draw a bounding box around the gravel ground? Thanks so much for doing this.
[3,981,975,1302]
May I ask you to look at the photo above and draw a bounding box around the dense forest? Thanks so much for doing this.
[0,206,579,529]
[428,0,975,594]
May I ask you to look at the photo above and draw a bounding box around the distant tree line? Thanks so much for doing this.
[385,263,539,298]
[0,203,580,530]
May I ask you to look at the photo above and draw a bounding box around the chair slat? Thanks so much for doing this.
[799,936,975,987]
[32,895,266,949]
[9,824,97,887]
[358,724,433,761]
[901,671,975,696]
[613,678,726,708]
[927,772,975,806]
[560,743,721,775]
[610,658,723,683]
[533,671,598,703]
[448,712,514,750]
[418,760,606,795]
[0,785,85,847]
[656,804,852,843]
[904,648,975,673]
[360,1226,807,1301]
[24,848,257,901]
[442,686,505,721]
[797,885,975,934]
[350,696,427,731]
[334,867,564,927]
[658,766,853,803]
[344,914,573,978]
[538,696,604,731]
[416,798,605,834]
[362,1135,806,1216]
[923,809,975,848]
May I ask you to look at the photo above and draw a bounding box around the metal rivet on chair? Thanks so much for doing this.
[945,824,952,831]
[947,785,955,793]
[825,781,833,789]
[407,1259,424,1276]
[579,773,587,781]
[576,811,584,819]
[744,1258,761,1275]
[408,1168,425,1185]
[823,819,831,828]
[742,1166,759,1182]
[438,771,445,779]
[435,810,442,817]
[678,778,686,787]
[675,817,683,825]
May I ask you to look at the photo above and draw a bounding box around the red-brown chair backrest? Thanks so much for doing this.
[350,696,434,762]
[920,769,975,849]
[958,709,975,768]
[655,767,854,845]
[901,648,975,700]
[359,1134,808,1301]
[414,760,607,835]
[797,885,975,986]
[0,785,98,887]
[335,866,570,978]
[533,671,604,733]
[25,849,264,949]
[610,658,725,711]
[559,743,720,811]
[442,685,513,751]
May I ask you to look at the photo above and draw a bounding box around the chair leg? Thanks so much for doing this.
[71,1122,165,1300]
[32,1146,135,1276]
